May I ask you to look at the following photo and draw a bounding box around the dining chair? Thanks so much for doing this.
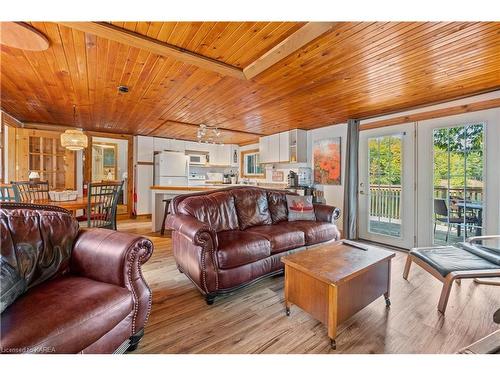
[0,183,20,202]
[78,181,123,229]
[434,198,477,241]
[13,180,50,202]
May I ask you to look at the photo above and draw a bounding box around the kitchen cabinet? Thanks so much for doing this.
[290,129,307,163]
[185,141,208,152]
[268,134,280,163]
[279,132,290,162]
[258,129,307,164]
[168,139,185,152]
[209,144,231,166]
[153,137,170,152]
[259,133,280,163]
[136,136,154,162]
[259,136,269,163]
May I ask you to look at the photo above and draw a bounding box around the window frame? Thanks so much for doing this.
[240,149,265,178]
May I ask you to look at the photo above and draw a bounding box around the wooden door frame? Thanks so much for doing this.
[84,131,134,219]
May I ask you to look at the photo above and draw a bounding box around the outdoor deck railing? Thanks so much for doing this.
[369,185,483,221]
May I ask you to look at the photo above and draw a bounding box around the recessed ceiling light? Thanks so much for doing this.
[118,85,129,93]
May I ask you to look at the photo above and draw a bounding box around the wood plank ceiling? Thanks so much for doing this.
[1,22,499,145]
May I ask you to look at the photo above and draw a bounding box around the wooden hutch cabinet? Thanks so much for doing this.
[16,128,75,189]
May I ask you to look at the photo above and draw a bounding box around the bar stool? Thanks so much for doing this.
[160,198,172,235]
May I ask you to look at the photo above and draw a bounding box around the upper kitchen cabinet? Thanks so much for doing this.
[153,137,171,152]
[279,132,290,162]
[259,130,307,164]
[259,136,269,164]
[136,136,154,162]
[209,144,231,166]
[289,129,307,163]
[168,139,185,152]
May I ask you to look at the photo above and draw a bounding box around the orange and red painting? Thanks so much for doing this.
[313,137,341,185]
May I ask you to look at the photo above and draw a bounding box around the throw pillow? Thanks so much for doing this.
[0,256,27,313]
[286,195,316,221]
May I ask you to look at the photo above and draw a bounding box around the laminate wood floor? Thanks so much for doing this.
[119,219,500,354]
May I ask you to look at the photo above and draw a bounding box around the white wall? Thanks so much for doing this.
[307,124,348,228]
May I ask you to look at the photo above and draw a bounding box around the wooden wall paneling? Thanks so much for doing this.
[7,126,16,183]
[15,128,29,181]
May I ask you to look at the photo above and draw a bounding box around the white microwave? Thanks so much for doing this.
[188,154,207,165]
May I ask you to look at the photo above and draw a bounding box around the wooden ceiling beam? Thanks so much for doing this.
[57,22,247,80]
[147,119,264,137]
[243,22,336,80]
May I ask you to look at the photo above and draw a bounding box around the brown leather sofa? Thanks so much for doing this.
[166,186,340,304]
[0,203,153,354]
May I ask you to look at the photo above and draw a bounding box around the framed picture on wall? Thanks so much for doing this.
[313,137,341,185]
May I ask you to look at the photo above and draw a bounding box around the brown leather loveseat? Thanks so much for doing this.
[166,186,340,304]
[0,203,153,354]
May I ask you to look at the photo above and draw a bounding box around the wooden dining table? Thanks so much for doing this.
[34,197,99,216]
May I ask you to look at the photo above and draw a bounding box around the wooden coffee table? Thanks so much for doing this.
[281,241,395,349]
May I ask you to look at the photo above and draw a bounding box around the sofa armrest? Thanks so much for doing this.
[166,214,219,294]
[166,214,218,248]
[314,204,340,223]
[70,228,153,333]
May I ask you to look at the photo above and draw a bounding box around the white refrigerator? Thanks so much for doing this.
[154,151,189,186]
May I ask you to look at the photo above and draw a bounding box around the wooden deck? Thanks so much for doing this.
[119,219,500,354]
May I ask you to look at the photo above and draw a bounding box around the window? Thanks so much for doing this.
[241,149,264,178]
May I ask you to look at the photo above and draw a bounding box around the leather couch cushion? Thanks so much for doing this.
[289,221,338,245]
[267,191,288,223]
[0,205,79,291]
[177,191,239,232]
[0,276,132,353]
[410,246,500,277]
[245,222,305,253]
[232,188,272,230]
[216,230,271,269]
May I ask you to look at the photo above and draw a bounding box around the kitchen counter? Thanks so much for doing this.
[150,185,222,191]
[149,183,288,232]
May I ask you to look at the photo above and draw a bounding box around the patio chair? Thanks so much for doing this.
[13,180,50,202]
[434,198,477,241]
[403,235,500,314]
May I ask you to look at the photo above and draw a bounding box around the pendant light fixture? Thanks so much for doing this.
[60,105,88,151]
[196,124,222,144]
